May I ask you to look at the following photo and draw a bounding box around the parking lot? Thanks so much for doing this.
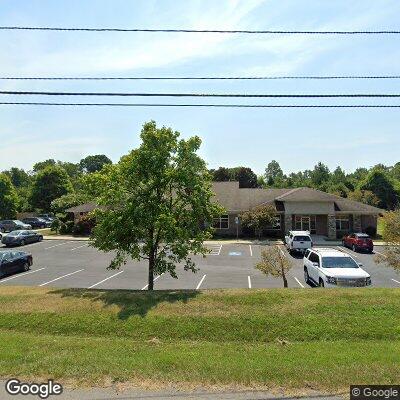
[0,240,399,290]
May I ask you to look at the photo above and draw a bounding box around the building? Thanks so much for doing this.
[66,182,383,239]
[211,182,382,239]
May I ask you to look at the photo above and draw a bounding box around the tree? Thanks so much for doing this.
[348,190,380,207]
[255,245,293,287]
[311,162,330,187]
[79,154,112,173]
[211,167,231,182]
[30,166,74,211]
[0,174,19,219]
[240,204,276,239]
[50,193,89,214]
[359,169,398,209]
[264,160,284,186]
[231,166,258,188]
[90,121,223,290]
[376,210,400,271]
[2,167,31,188]
[33,159,56,172]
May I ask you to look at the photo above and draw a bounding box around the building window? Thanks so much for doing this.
[294,215,316,233]
[213,215,229,230]
[336,217,350,231]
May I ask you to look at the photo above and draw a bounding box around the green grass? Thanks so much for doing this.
[0,286,399,391]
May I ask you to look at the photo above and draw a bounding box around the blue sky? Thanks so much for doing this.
[0,0,399,175]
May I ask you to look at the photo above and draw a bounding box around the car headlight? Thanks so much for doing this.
[326,276,337,285]
[366,277,372,286]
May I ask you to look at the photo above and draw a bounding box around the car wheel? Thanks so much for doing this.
[41,224,45,229]
[38,236,43,242]
[20,240,25,246]
[0,228,4,233]
[22,262,30,272]
[342,240,346,247]
[352,244,357,252]
[319,279,325,288]
[304,268,310,284]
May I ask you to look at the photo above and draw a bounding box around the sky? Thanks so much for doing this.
[0,0,399,175]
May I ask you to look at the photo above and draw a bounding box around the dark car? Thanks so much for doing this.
[22,217,51,229]
[37,214,54,222]
[342,233,374,253]
[1,230,43,247]
[0,250,32,278]
[0,220,32,233]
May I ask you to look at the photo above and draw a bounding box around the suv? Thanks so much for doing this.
[303,248,372,287]
[21,217,51,229]
[342,233,374,253]
[285,230,313,254]
[0,220,32,233]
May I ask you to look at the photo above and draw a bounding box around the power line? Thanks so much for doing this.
[0,102,399,108]
[0,26,399,34]
[1,75,400,80]
[1,91,400,98]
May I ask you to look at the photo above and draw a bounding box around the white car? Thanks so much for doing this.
[303,248,371,287]
[285,230,313,254]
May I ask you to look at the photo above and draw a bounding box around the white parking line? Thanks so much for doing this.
[141,273,163,290]
[294,277,305,288]
[337,246,358,258]
[391,279,400,285]
[39,269,84,286]
[248,276,252,289]
[87,270,124,289]
[279,247,286,257]
[208,244,222,256]
[0,268,46,283]
[196,274,206,289]
[249,245,253,257]
[45,241,74,250]
[374,250,386,257]
[71,243,89,251]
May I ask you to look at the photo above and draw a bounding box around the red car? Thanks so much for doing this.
[342,233,374,253]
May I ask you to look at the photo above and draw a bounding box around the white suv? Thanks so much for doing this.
[303,248,372,287]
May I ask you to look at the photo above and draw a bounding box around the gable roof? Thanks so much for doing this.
[65,202,98,213]
[275,187,336,202]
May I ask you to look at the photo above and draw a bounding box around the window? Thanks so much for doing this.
[321,256,358,269]
[213,215,229,229]
[309,252,320,265]
[336,217,350,231]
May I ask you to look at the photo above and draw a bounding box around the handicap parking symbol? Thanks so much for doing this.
[229,251,242,256]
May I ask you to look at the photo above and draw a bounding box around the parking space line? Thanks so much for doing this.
[71,243,89,251]
[45,241,74,250]
[0,268,46,283]
[208,244,222,256]
[374,250,386,257]
[39,269,84,286]
[249,245,253,257]
[337,246,358,258]
[87,270,124,289]
[141,273,163,290]
[248,276,252,289]
[391,279,400,285]
[196,274,206,289]
[294,277,305,288]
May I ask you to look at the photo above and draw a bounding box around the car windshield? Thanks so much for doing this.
[13,220,23,225]
[293,236,311,241]
[7,231,22,237]
[322,256,359,269]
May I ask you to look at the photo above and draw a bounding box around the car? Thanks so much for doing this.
[0,250,32,278]
[285,230,313,254]
[1,230,43,247]
[303,247,372,287]
[21,217,51,229]
[37,214,55,222]
[342,233,374,253]
[0,220,32,233]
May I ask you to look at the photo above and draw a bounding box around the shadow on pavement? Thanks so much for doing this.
[49,287,200,319]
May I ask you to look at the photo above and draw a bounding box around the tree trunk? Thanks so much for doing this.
[282,267,288,288]
[148,252,155,290]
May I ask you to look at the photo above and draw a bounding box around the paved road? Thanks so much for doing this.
[0,241,398,290]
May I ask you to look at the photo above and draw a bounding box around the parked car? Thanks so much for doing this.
[37,214,55,222]
[0,250,32,278]
[303,247,372,287]
[342,233,374,253]
[285,230,313,254]
[1,230,43,247]
[22,217,51,229]
[0,220,32,233]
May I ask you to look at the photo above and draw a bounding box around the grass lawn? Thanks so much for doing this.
[0,286,399,392]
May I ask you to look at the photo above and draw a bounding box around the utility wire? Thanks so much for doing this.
[1,75,400,80]
[0,26,399,34]
[1,91,400,98]
[0,102,399,108]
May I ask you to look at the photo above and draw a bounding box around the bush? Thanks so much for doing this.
[50,219,61,233]
[72,215,95,236]
[59,221,74,234]
[365,226,377,237]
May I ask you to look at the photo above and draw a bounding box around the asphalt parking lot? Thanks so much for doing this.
[0,240,399,290]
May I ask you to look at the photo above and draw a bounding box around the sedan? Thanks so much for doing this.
[1,230,43,247]
[0,250,32,278]
[342,233,374,253]
[22,217,51,229]
[0,220,32,233]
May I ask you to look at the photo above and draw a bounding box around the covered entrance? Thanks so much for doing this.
[294,215,316,234]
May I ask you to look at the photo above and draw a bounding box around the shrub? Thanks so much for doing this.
[72,215,95,236]
[59,221,74,235]
[365,226,377,237]
[50,219,61,233]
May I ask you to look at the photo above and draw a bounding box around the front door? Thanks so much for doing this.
[295,216,310,231]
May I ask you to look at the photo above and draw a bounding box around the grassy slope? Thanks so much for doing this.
[0,286,399,390]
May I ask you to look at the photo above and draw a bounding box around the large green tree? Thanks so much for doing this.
[90,121,223,290]
[79,154,112,173]
[0,173,19,219]
[30,165,74,211]
[264,160,284,186]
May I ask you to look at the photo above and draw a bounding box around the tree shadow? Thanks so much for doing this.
[48,288,200,320]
